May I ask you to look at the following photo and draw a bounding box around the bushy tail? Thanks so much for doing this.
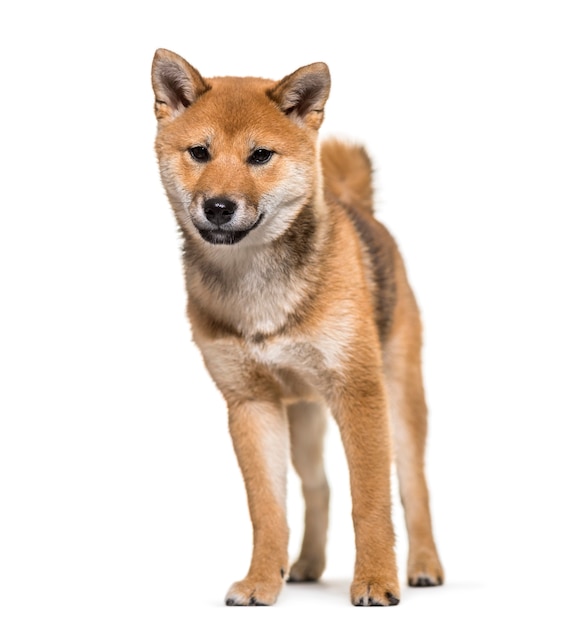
[321,137,375,216]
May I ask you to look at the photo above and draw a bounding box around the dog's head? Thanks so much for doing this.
[151,49,330,246]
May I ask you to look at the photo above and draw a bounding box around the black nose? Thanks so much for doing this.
[203,197,236,226]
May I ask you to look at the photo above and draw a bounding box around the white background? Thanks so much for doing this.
[1,1,562,624]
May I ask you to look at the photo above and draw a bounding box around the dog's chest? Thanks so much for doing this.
[245,313,353,387]
[244,335,327,400]
[247,336,317,369]
[193,261,310,337]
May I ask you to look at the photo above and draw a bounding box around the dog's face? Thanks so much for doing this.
[152,50,331,247]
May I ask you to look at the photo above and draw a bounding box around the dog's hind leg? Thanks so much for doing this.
[384,303,444,587]
[287,400,330,582]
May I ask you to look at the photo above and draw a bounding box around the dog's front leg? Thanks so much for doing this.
[225,398,290,606]
[330,370,401,606]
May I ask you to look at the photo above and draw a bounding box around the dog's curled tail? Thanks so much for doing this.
[321,137,375,216]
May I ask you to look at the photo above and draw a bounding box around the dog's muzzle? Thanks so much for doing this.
[196,196,263,245]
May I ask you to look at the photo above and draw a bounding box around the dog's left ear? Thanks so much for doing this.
[269,63,331,130]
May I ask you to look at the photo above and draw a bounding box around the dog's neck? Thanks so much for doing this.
[180,198,331,339]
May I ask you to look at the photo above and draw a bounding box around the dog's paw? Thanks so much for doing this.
[287,556,325,582]
[407,550,444,587]
[350,578,400,607]
[225,577,283,606]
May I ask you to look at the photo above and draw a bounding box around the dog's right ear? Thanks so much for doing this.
[151,49,210,122]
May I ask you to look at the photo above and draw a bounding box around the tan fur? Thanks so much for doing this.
[151,48,444,606]
[321,137,375,217]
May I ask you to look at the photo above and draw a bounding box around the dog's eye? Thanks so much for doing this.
[188,146,210,163]
[248,148,273,165]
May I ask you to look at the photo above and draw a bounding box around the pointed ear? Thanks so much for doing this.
[268,62,331,130]
[151,49,210,122]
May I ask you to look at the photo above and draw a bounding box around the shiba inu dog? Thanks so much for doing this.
[151,48,444,606]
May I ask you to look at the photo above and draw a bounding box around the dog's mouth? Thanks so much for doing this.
[197,214,264,245]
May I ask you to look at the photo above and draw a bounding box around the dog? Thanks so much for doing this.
[151,48,444,606]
